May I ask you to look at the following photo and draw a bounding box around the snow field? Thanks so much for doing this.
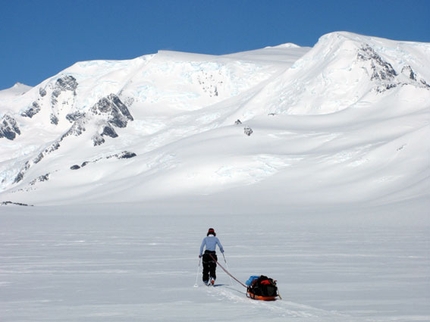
[0,204,429,321]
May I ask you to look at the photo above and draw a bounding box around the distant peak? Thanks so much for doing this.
[13,82,32,89]
[0,82,32,94]
[317,31,365,43]
[265,43,301,49]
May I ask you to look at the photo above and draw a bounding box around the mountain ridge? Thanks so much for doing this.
[0,31,429,210]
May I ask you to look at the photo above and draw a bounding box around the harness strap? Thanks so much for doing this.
[209,254,247,288]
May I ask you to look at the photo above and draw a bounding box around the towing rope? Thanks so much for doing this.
[210,254,247,288]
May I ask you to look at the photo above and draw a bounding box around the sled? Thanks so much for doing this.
[246,290,279,301]
[245,275,280,301]
[207,257,282,301]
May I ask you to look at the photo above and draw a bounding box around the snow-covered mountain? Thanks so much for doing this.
[1,31,429,211]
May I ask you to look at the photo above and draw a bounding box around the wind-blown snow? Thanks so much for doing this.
[0,31,429,321]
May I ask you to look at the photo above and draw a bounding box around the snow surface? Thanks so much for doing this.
[0,31,429,321]
[1,204,429,321]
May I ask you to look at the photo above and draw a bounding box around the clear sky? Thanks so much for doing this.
[1,0,429,90]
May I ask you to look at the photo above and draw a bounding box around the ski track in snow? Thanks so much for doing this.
[0,207,429,322]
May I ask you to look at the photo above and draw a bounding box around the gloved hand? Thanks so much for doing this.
[199,255,202,258]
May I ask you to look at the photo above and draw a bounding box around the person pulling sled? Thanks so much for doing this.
[199,228,224,286]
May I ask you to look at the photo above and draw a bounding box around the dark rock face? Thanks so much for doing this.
[91,94,134,128]
[29,174,50,185]
[92,134,105,146]
[0,115,21,140]
[13,141,61,183]
[22,75,79,120]
[55,75,78,92]
[1,201,33,206]
[401,65,417,81]
[357,44,397,81]
[401,65,430,88]
[244,126,253,136]
[6,78,134,186]
[88,94,134,146]
[117,151,137,159]
[51,75,78,103]
[50,113,59,125]
[68,151,137,170]
[101,124,118,138]
[61,119,86,139]
[39,87,47,97]
[13,161,30,184]
[50,75,79,124]
[357,44,430,92]
[66,111,86,123]
[21,101,41,118]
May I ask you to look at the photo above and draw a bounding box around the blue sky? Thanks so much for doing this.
[1,0,429,90]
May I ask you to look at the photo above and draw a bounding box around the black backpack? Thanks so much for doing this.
[247,275,278,297]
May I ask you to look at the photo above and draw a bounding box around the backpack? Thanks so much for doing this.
[246,275,278,299]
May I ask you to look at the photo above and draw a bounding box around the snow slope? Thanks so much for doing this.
[0,32,428,211]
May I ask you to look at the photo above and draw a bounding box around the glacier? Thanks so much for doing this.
[0,31,428,211]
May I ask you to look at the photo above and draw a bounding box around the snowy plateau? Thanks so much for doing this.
[0,32,429,321]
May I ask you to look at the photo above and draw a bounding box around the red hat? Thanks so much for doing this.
[207,228,216,236]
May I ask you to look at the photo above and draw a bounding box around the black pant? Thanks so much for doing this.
[202,250,217,282]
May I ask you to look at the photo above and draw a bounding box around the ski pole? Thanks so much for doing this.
[193,257,201,287]
[277,289,283,300]
[222,253,233,285]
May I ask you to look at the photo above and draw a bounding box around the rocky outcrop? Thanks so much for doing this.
[55,75,78,92]
[115,151,137,159]
[61,119,86,139]
[21,75,79,121]
[1,201,33,206]
[50,75,79,124]
[91,94,134,128]
[90,94,134,146]
[0,114,21,140]
[66,111,86,123]
[21,101,41,118]
[357,44,430,92]
[10,91,135,183]
[357,44,397,82]
[51,75,78,105]
[70,151,137,170]
[101,124,118,138]
[197,71,222,97]
[29,174,50,185]
[92,134,105,146]
[401,65,430,89]
[13,141,61,184]
[244,126,253,136]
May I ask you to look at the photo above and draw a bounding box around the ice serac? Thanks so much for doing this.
[0,31,428,209]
